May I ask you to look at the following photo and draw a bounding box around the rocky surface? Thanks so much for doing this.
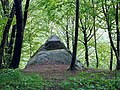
[25,35,84,69]
[26,49,71,66]
[39,35,66,51]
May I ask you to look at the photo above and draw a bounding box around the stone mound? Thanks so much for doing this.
[26,49,71,66]
[25,35,84,69]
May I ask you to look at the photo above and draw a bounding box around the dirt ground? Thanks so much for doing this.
[23,64,107,82]
[23,64,80,83]
[23,64,109,90]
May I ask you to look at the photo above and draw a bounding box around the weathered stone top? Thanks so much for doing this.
[39,35,66,51]
[46,35,60,42]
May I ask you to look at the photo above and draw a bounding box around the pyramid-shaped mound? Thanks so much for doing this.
[39,35,67,51]
[25,35,83,69]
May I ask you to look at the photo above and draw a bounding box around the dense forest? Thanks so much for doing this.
[0,0,120,70]
[0,0,120,89]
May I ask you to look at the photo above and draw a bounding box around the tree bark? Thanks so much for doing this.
[71,19,74,46]
[0,5,15,68]
[83,30,89,67]
[115,1,120,70]
[94,32,99,68]
[9,0,30,68]
[66,19,70,50]
[9,0,23,69]
[8,25,16,66]
[70,0,79,70]
[110,47,113,70]
[23,0,30,28]
[92,0,99,68]
[84,41,89,67]
[102,1,120,70]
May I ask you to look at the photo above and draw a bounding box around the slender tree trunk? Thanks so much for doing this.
[84,41,89,67]
[66,19,70,50]
[84,30,89,67]
[110,47,113,70]
[9,0,23,69]
[107,20,120,70]
[72,19,74,46]
[0,5,15,68]
[8,25,16,67]
[102,1,120,70]
[66,31,70,50]
[94,24,99,68]
[92,0,99,68]
[94,33,99,68]
[115,1,120,70]
[70,0,79,70]
[9,0,30,68]
[107,18,118,65]
[23,0,30,28]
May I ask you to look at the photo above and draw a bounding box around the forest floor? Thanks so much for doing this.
[0,64,120,90]
[24,65,79,83]
[23,64,112,90]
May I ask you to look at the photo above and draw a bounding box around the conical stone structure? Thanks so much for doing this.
[25,35,84,69]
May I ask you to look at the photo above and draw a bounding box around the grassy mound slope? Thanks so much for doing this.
[0,69,120,90]
[61,70,120,90]
[0,69,52,90]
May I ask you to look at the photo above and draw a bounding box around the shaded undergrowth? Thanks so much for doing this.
[60,70,120,90]
[0,69,120,90]
[0,69,52,90]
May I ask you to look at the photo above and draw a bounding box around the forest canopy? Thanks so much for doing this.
[0,0,120,70]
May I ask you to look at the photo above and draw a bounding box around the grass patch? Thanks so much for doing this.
[0,69,52,90]
[60,71,120,90]
[0,69,120,90]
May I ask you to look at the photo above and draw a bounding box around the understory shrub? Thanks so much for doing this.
[61,72,120,90]
[0,69,51,90]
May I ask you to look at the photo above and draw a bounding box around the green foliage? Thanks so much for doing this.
[61,72,120,90]
[0,17,7,41]
[0,69,52,90]
[0,69,120,90]
[0,0,119,70]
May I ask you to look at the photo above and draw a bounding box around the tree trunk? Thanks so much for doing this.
[110,47,113,70]
[71,19,74,46]
[8,25,16,67]
[23,0,30,28]
[94,24,98,68]
[115,1,120,70]
[84,31,89,67]
[9,0,23,69]
[66,31,70,50]
[0,5,15,68]
[66,19,70,50]
[92,0,99,68]
[85,41,89,67]
[70,0,79,70]
[9,0,30,68]
[102,1,120,70]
